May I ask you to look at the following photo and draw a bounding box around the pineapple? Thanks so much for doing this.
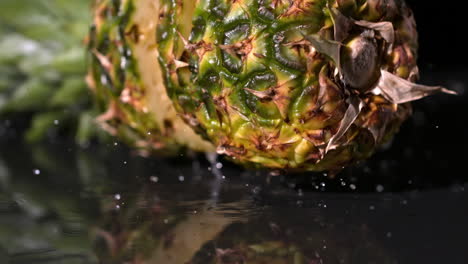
[88,0,213,155]
[89,0,453,171]
[157,0,454,171]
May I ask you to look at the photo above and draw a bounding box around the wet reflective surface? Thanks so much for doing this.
[0,69,467,263]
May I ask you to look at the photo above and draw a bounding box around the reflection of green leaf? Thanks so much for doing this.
[26,111,66,142]
[76,110,99,146]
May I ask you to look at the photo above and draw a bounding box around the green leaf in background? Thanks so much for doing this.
[0,34,41,64]
[50,77,89,108]
[2,78,55,113]
[51,47,87,75]
[0,0,102,143]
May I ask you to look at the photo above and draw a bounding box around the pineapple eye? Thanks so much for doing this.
[221,23,252,73]
[273,28,309,71]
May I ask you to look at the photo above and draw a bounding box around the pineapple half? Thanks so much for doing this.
[89,0,453,171]
[157,0,454,171]
[88,0,214,154]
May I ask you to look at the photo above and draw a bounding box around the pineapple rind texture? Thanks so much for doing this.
[157,0,416,171]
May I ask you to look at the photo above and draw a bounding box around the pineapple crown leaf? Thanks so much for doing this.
[376,70,457,104]
[326,95,364,153]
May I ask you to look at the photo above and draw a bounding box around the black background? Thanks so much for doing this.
[406,0,465,66]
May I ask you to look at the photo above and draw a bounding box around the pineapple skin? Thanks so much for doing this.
[157,0,417,171]
[88,0,214,155]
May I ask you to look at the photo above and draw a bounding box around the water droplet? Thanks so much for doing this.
[114,142,118,146]
[298,189,304,197]
[150,176,159,183]
[33,169,41,175]
[178,175,185,182]
[114,194,121,200]
[54,120,59,125]
[376,185,384,192]
[123,161,127,165]
[349,184,357,190]
[252,186,261,194]
[269,170,280,177]
[100,75,108,85]
[215,162,223,169]
[120,57,127,69]
[115,205,120,210]
[369,205,375,210]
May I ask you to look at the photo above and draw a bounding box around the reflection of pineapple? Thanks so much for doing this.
[92,186,396,264]
[89,0,453,171]
[0,141,395,264]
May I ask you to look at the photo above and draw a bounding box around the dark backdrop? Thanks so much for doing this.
[406,0,465,67]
